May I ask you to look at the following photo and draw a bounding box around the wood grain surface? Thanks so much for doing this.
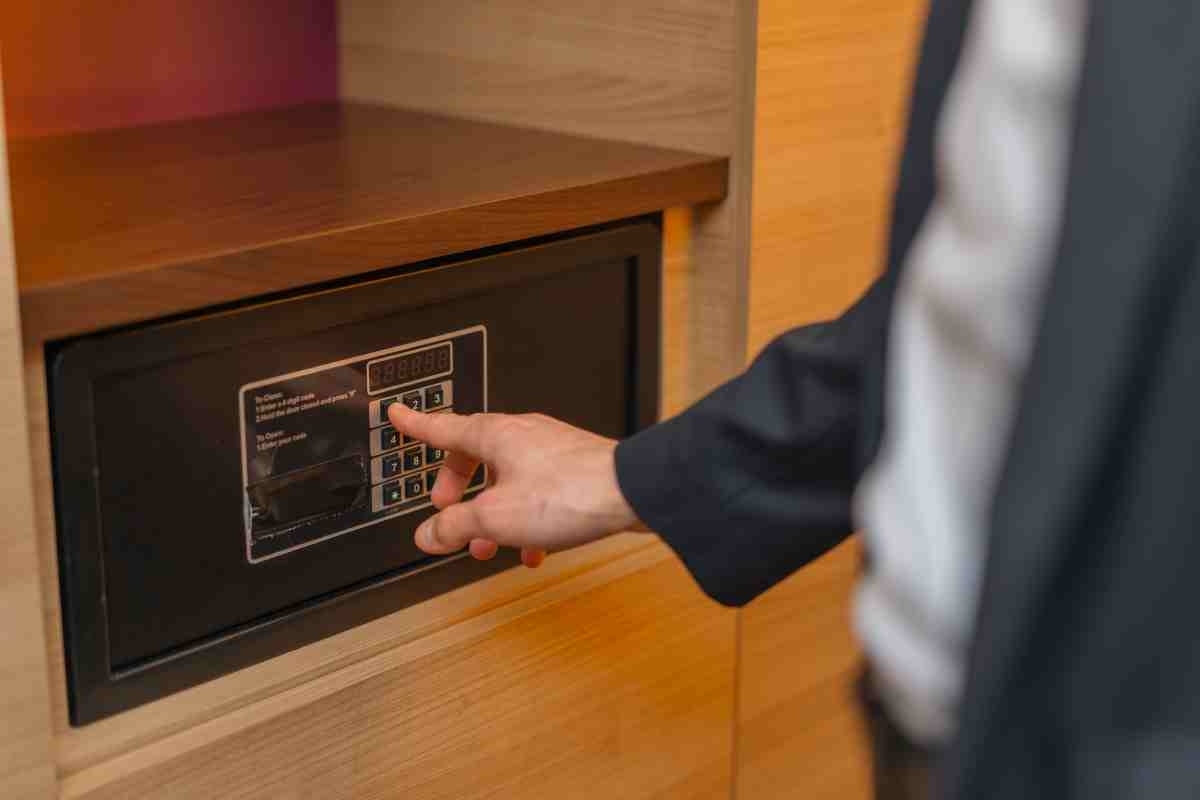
[60,551,736,800]
[339,0,737,157]
[0,66,55,800]
[340,0,757,404]
[10,102,726,342]
[736,1,928,798]
[746,0,925,355]
[738,540,869,800]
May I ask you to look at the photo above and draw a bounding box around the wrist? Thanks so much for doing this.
[601,440,649,533]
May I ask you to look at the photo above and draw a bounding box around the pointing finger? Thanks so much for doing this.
[387,405,496,461]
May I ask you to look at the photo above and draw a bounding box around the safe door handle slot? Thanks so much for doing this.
[247,455,367,539]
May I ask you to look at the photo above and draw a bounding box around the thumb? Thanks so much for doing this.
[415,499,491,555]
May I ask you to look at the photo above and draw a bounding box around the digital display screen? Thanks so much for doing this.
[368,343,451,392]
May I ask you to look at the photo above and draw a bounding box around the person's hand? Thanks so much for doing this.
[386,405,645,567]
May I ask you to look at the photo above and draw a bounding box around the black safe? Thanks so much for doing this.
[50,222,660,724]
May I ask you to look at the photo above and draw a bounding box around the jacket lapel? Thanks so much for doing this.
[945,2,1200,795]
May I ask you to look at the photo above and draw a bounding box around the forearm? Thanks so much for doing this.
[616,278,889,605]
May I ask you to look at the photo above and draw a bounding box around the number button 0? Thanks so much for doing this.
[404,475,425,499]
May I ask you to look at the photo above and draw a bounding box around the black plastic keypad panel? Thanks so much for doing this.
[240,326,486,562]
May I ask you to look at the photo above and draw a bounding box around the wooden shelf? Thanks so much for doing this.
[10,102,727,341]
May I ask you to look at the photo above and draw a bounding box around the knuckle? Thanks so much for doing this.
[492,415,525,441]
[432,510,463,549]
[460,414,490,452]
[453,503,486,545]
[466,494,500,540]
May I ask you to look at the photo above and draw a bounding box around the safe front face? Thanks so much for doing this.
[49,224,660,724]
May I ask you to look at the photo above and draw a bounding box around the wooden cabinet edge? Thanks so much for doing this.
[0,64,57,800]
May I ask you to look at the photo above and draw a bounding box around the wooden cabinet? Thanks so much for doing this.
[1,3,747,798]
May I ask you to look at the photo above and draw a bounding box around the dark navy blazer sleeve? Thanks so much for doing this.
[614,278,889,607]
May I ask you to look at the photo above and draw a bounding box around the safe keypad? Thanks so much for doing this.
[368,379,455,511]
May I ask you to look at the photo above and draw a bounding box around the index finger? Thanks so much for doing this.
[387,404,495,461]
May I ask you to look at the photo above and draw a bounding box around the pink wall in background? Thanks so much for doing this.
[1,0,338,138]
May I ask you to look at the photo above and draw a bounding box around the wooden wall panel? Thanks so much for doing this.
[0,67,55,800]
[737,2,927,798]
[746,0,925,355]
[339,0,735,156]
[339,0,758,401]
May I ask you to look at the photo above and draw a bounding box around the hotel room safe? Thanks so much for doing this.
[48,223,660,724]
